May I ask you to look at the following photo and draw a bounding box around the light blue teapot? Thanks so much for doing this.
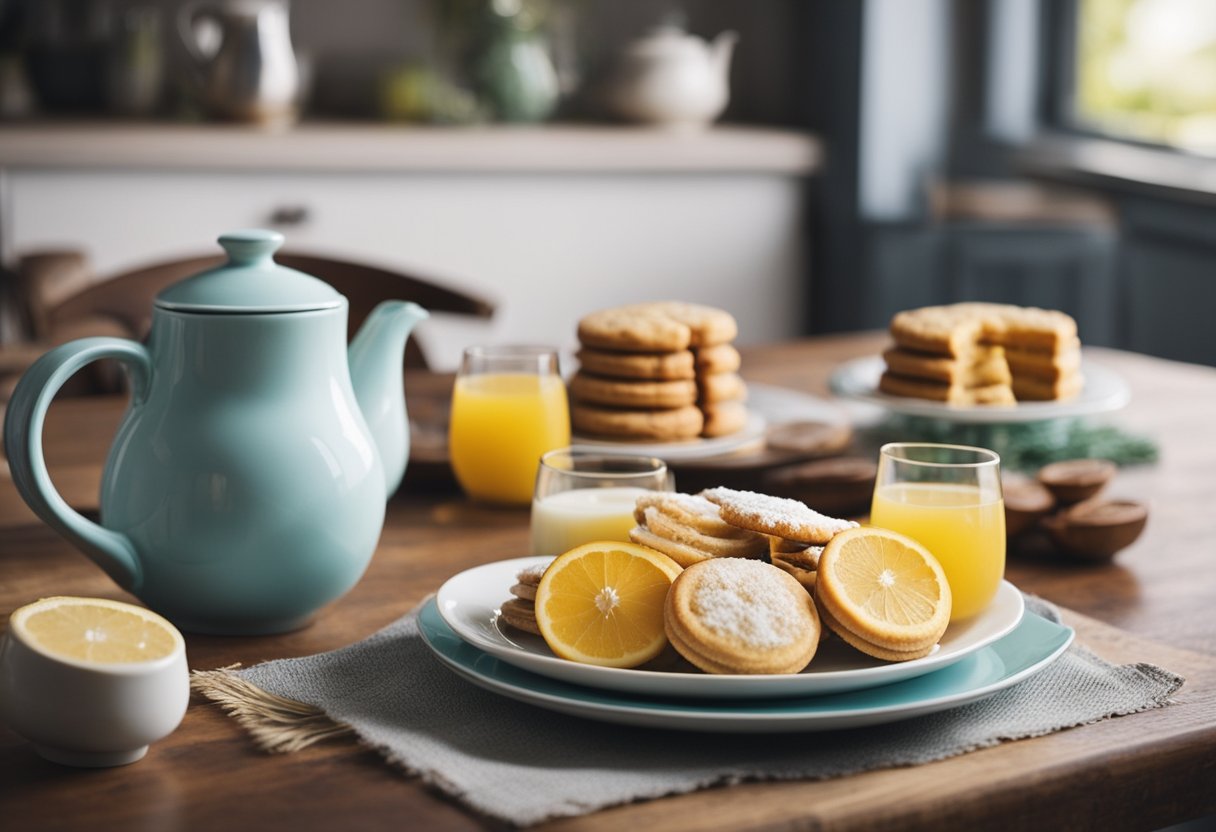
[3,231,429,634]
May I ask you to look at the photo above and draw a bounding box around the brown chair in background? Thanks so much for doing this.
[3,250,496,397]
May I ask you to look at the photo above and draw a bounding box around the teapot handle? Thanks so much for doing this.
[3,338,152,592]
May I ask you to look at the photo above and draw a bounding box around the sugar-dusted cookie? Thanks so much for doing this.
[629,526,714,568]
[700,487,859,545]
[664,558,820,674]
[642,507,769,560]
[568,372,697,409]
[576,348,696,380]
[571,403,703,441]
[633,492,748,538]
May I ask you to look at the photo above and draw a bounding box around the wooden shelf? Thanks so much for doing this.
[0,122,823,175]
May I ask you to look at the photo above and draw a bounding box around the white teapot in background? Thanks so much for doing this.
[605,23,738,129]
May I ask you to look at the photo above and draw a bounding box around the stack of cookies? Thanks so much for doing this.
[627,488,857,596]
[881,302,1082,405]
[498,559,550,635]
[571,302,748,441]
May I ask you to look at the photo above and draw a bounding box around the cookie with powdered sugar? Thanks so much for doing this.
[701,487,858,545]
[664,557,819,674]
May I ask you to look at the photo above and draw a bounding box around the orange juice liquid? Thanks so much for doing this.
[449,373,570,505]
[530,486,651,556]
[870,483,1005,621]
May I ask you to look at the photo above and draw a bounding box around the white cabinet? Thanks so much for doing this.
[2,125,820,369]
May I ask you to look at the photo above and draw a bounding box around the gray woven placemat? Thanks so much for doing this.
[193,596,1183,827]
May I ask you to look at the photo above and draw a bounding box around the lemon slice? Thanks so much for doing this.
[11,597,182,665]
[534,541,683,668]
[815,527,952,651]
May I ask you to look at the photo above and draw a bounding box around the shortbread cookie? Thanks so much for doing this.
[629,526,714,568]
[1003,340,1081,381]
[664,558,820,674]
[890,303,993,356]
[575,348,696,380]
[816,602,935,662]
[701,400,748,438]
[499,597,541,635]
[569,372,697,409]
[881,346,1011,386]
[571,403,703,440]
[988,305,1078,352]
[1011,372,1083,401]
[878,372,1016,406]
[694,343,742,374]
[768,541,822,569]
[577,302,737,352]
[770,554,819,592]
[578,308,692,352]
[509,582,537,602]
[634,301,738,348]
[701,487,859,545]
[642,507,769,559]
[633,492,748,538]
[698,372,747,404]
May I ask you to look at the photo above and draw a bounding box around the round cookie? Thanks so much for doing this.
[637,302,738,348]
[499,597,541,635]
[578,308,691,352]
[700,487,859,545]
[816,600,935,662]
[694,344,742,374]
[664,558,820,675]
[633,492,756,539]
[576,348,696,380]
[642,507,769,559]
[569,372,697,409]
[698,372,747,404]
[629,526,713,568]
[701,400,748,438]
[572,403,703,441]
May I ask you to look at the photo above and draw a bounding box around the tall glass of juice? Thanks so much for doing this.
[869,443,1004,621]
[531,450,672,556]
[449,345,570,505]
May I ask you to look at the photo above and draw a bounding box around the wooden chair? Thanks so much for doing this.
[3,250,496,396]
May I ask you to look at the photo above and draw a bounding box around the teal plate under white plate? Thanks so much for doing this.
[417,598,1074,733]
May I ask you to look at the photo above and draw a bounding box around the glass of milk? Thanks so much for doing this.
[530,450,672,556]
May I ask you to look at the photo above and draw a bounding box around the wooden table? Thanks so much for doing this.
[2,332,1215,830]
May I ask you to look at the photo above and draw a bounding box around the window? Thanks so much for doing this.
[1067,0,1216,156]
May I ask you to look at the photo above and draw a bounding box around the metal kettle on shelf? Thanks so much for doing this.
[177,0,300,126]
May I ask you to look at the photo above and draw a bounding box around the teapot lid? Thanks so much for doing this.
[155,230,343,313]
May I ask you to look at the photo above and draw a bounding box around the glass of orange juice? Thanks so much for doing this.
[869,443,1005,621]
[530,450,672,556]
[449,345,571,505]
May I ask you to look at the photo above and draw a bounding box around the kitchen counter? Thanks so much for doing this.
[0,122,823,174]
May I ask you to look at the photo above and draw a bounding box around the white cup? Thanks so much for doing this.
[0,601,189,767]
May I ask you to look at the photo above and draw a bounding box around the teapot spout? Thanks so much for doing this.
[710,30,738,85]
[348,300,429,496]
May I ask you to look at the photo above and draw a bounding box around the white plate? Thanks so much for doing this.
[570,410,767,461]
[569,383,849,461]
[435,556,1025,700]
[829,355,1130,424]
[419,598,1074,733]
